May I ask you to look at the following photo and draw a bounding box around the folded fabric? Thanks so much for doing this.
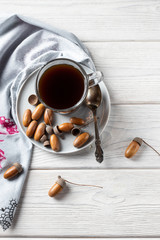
[0,14,95,230]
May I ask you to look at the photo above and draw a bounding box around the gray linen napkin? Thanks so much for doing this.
[0,14,95,230]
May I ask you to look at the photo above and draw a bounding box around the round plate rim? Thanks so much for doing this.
[16,68,111,155]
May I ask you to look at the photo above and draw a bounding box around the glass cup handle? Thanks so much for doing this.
[88,71,103,88]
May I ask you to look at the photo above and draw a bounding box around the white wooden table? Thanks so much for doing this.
[1,0,160,239]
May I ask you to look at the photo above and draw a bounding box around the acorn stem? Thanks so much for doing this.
[64,179,103,189]
[142,139,160,156]
[80,117,100,129]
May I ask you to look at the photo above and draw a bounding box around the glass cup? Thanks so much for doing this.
[36,58,103,114]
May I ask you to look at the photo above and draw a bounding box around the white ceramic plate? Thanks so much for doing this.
[16,69,110,154]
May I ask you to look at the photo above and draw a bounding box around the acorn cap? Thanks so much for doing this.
[46,125,53,135]
[28,94,39,106]
[53,126,65,139]
[53,125,62,135]
[71,127,81,136]
[13,163,23,173]
[44,140,50,147]
[40,134,48,143]
[133,137,143,146]
[56,176,65,188]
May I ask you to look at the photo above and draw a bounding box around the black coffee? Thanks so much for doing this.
[39,64,84,110]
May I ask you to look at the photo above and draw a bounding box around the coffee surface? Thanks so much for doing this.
[39,64,84,110]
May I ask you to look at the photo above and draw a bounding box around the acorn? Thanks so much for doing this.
[48,176,103,197]
[50,134,60,152]
[4,163,23,179]
[73,132,90,148]
[34,122,46,141]
[125,137,160,158]
[70,117,85,125]
[26,120,38,138]
[48,176,65,197]
[23,109,32,127]
[32,103,45,120]
[58,123,74,132]
[44,108,53,125]
[125,137,142,158]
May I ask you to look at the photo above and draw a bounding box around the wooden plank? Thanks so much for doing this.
[0,239,156,240]
[31,105,160,169]
[1,26,160,103]
[1,170,160,236]
[86,42,160,104]
[1,0,160,41]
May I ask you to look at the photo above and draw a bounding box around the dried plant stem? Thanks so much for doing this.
[142,139,160,156]
[64,179,103,189]
[76,117,100,131]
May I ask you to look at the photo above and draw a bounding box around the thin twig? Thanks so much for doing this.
[142,139,160,156]
[79,117,99,129]
[64,179,103,189]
